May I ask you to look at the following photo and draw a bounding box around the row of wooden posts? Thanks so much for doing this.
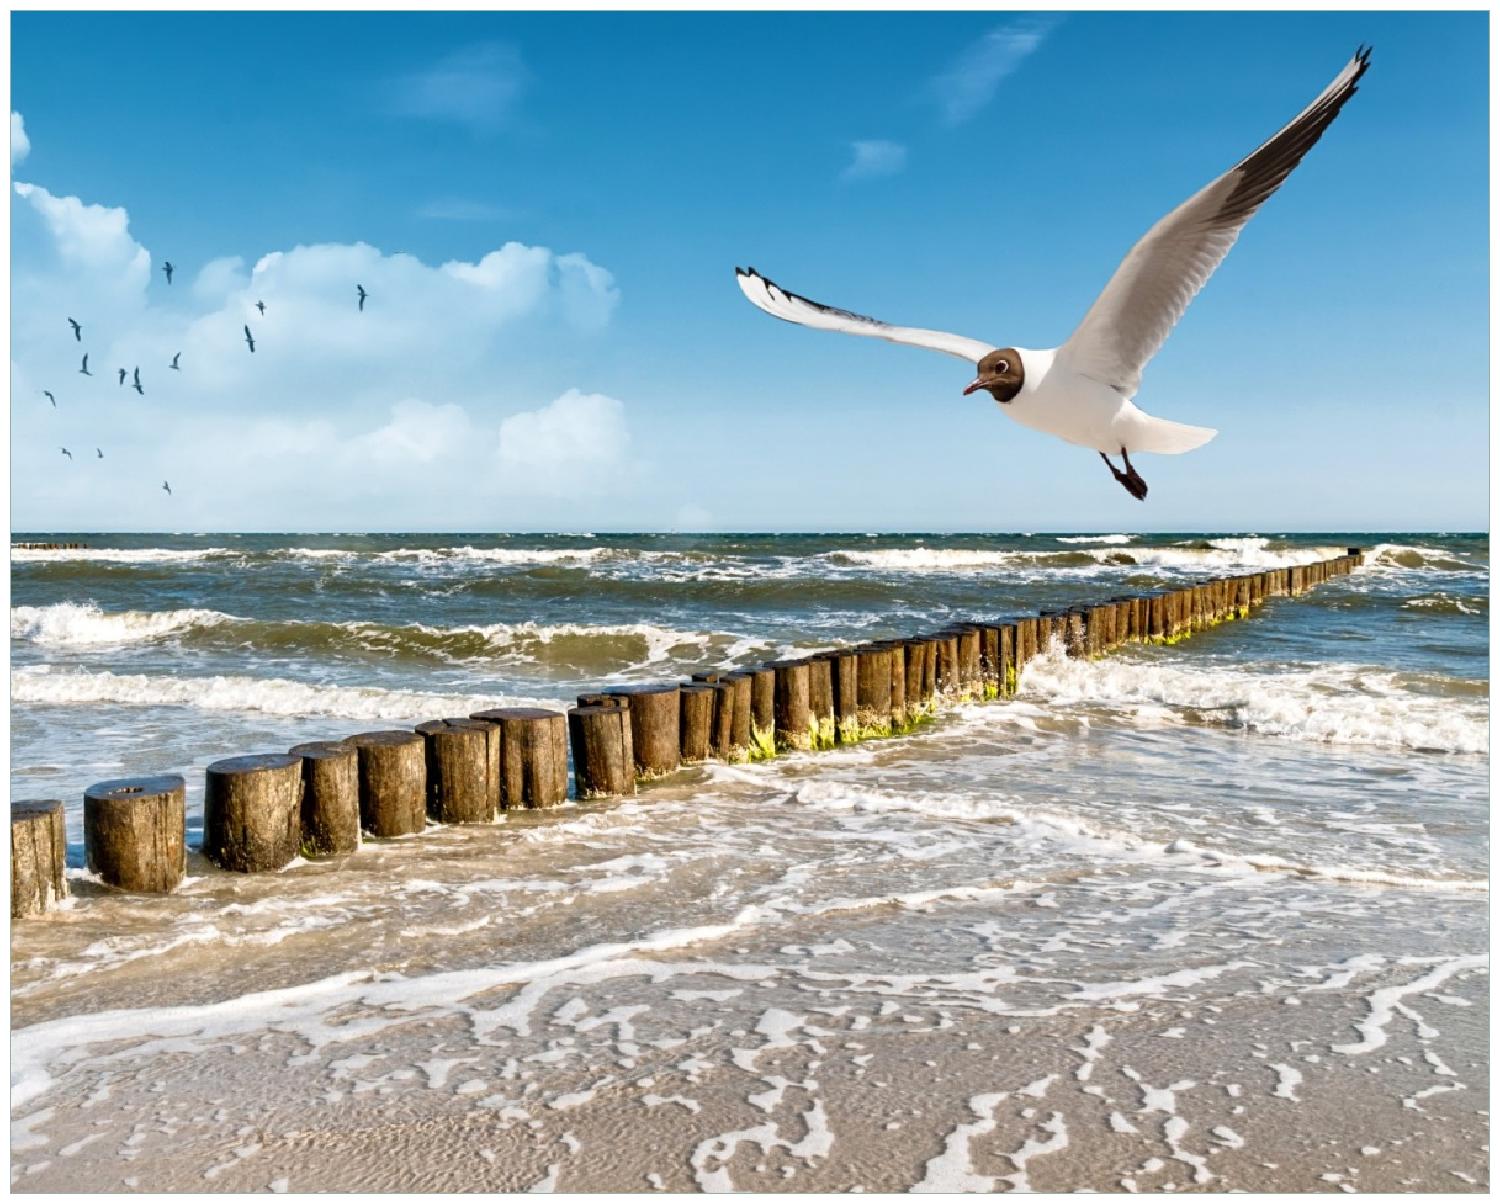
[10,551,1364,919]
[12,542,87,551]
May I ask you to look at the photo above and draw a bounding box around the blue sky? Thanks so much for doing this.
[10,10,1488,532]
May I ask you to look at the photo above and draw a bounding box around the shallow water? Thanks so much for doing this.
[9,532,1489,1191]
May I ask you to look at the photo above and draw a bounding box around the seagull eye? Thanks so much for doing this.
[995,360,1008,373]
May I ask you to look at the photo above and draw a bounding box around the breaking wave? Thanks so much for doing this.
[1018,648,1487,755]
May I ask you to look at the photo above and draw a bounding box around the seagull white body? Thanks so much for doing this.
[734,48,1371,497]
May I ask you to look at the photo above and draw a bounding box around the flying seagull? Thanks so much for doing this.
[164,261,174,285]
[735,48,1372,501]
[170,351,181,370]
[67,317,82,342]
[356,284,367,312]
[60,447,72,460]
[162,480,172,496]
[244,325,256,353]
[43,391,55,407]
[256,299,266,315]
[96,448,103,459]
[79,354,91,376]
[132,367,144,396]
[117,367,127,386]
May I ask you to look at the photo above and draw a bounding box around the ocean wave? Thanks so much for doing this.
[1401,594,1487,616]
[10,547,233,564]
[1055,534,1136,545]
[372,546,609,566]
[11,602,233,647]
[825,542,1348,573]
[1362,542,1482,574]
[1018,648,1487,755]
[11,666,559,722]
[9,603,751,671]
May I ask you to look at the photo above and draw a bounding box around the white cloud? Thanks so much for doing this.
[496,389,632,496]
[12,112,29,165]
[10,152,627,528]
[932,19,1054,125]
[390,43,529,131]
[841,139,908,182]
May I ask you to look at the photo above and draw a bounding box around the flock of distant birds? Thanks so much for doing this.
[46,264,370,497]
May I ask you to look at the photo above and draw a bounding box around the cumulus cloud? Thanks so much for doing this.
[497,389,631,496]
[12,111,29,165]
[931,18,1055,125]
[841,139,908,182]
[390,43,529,131]
[10,140,628,528]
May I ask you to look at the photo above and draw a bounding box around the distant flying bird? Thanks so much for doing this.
[79,354,91,376]
[163,261,174,285]
[356,284,367,312]
[117,367,127,386]
[60,447,72,460]
[162,480,172,496]
[256,299,266,315]
[43,391,55,407]
[96,448,103,459]
[170,352,181,370]
[132,367,144,396]
[734,47,1372,502]
[67,317,82,342]
[244,325,256,353]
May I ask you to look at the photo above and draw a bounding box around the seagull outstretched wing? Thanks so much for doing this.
[734,267,995,365]
[1058,47,1371,398]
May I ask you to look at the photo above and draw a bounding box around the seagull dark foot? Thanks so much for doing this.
[1099,449,1149,501]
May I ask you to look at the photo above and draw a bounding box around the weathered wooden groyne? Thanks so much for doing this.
[12,542,87,551]
[11,550,1363,918]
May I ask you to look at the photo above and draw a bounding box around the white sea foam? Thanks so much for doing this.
[825,541,1350,573]
[373,546,607,566]
[11,666,557,721]
[10,546,231,564]
[1018,648,1487,755]
[11,603,232,647]
[1055,534,1136,545]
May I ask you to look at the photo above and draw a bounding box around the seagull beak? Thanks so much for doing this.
[962,376,990,396]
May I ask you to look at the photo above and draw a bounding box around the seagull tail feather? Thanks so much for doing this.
[1123,413,1218,455]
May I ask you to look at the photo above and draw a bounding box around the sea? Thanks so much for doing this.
[8,532,1490,1192]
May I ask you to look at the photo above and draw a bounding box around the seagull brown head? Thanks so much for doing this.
[963,348,1024,403]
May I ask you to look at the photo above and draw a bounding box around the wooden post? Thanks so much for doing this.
[806,655,836,749]
[349,731,427,837]
[288,740,360,858]
[723,671,753,760]
[970,624,1001,698]
[415,719,494,823]
[901,638,928,717]
[568,705,635,799]
[877,640,908,731]
[1013,617,1038,670]
[955,628,982,699]
[706,679,736,759]
[679,683,714,763]
[84,775,186,892]
[691,672,738,760]
[769,659,812,751]
[577,692,627,709]
[746,667,776,760]
[997,622,1018,697]
[932,632,961,697]
[12,800,67,918]
[918,635,940,702]
[604,684,681,778]
[854,643,893,737]
[203,754,303,872]
[477,707,569,807]
[820,650,861,743]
